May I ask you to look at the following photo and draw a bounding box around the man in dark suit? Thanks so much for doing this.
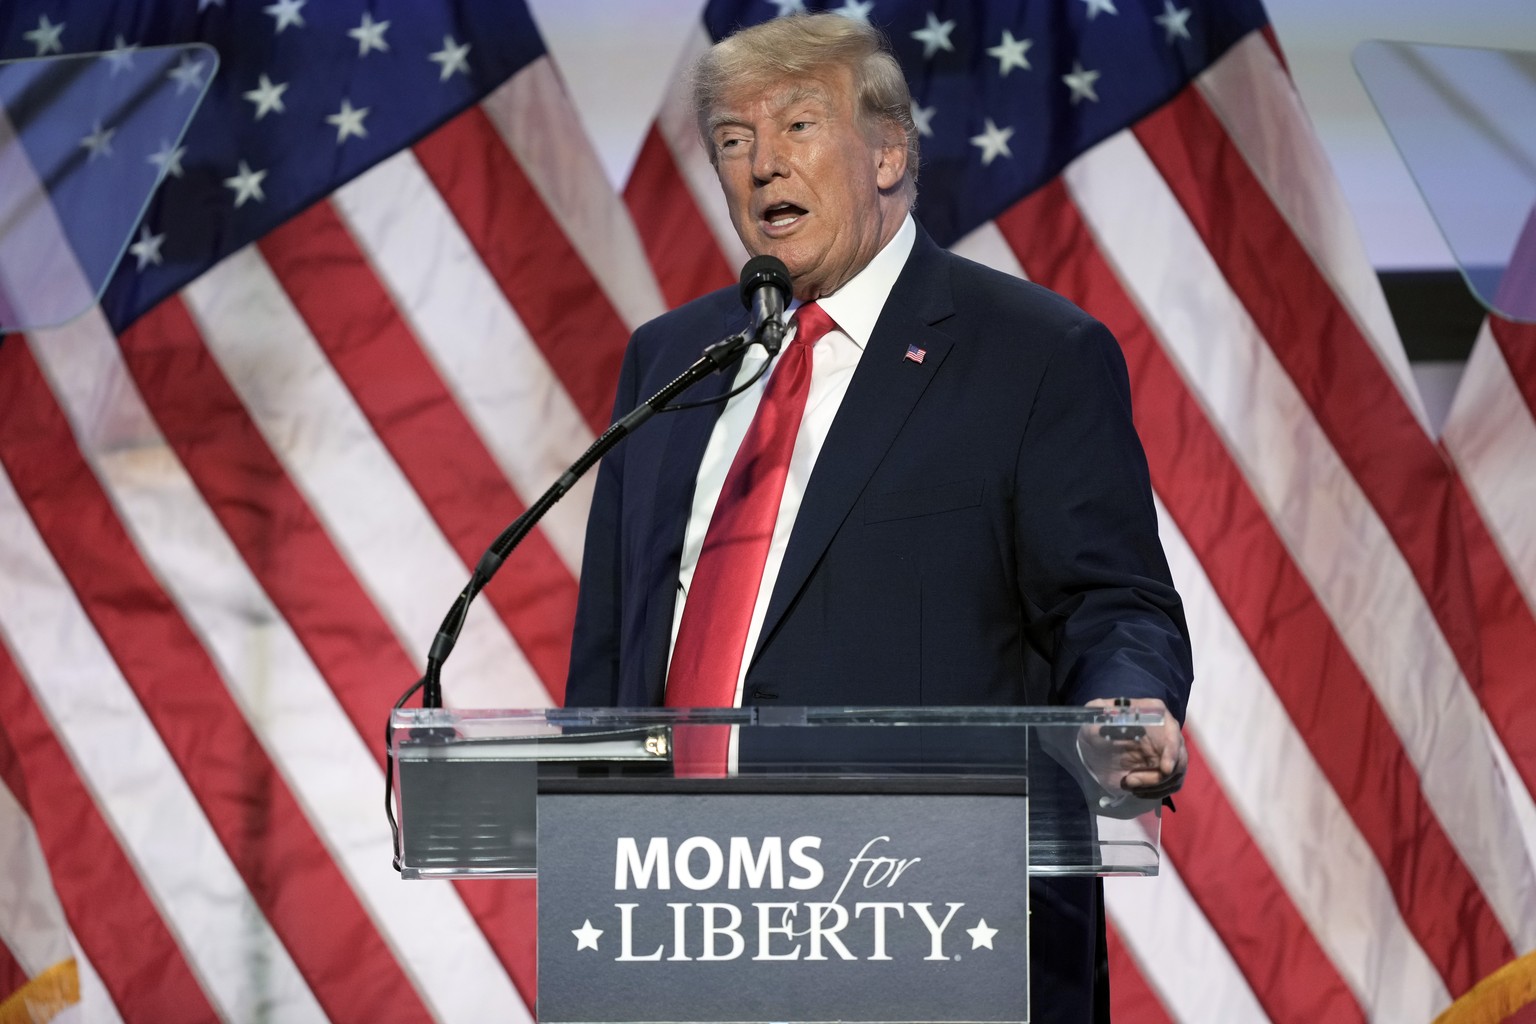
[566,12,1192,1021]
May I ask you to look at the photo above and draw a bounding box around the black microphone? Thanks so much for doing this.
[739,255,791,353]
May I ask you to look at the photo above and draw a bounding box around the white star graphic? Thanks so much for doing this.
[910,102,936,138]
[23,15,65,56]
[104,35,138,76]
[572,919,603,952]
[148,139,187,179]
[79,121,115,161]
[1155,1,1193,43]
[1062,61,1101,104]
[1081,0,1119,17]
[223,160,268,208]
[243,73,289,120]
[168,53,209,96]
[128,225,166,270]
[429,36,472,82]
[832,0,874,21]
[349,12,390,56]
[987,29,1033,76]
[967,918,999,950]
[198,0,225,10]
[326,98,370,143]
[969,118,1014,166]
[767,0,807,16]
[264,0,306,34]
[911,13,956,60]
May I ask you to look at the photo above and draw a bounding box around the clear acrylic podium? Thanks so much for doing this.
[390,705,1166,1024]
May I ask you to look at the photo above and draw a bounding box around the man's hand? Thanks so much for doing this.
[1078,697,1187,800]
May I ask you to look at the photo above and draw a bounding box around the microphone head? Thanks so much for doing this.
[739,255,791,309]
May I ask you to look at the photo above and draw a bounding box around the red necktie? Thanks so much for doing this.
[666,303,837,718]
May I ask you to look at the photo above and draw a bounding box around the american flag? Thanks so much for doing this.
[1,0,1534,1022]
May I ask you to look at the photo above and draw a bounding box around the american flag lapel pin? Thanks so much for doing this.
[904,343,927,364]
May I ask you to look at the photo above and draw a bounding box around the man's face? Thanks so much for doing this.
[709,67,907,301]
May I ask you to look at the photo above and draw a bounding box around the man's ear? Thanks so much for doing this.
[875,134,907,191]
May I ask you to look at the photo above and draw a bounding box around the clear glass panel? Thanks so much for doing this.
[0,44,214,332]
[1354,41,1536,322]
[391,705,1165,880]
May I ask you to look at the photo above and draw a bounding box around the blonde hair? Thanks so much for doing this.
[691,13,919,199]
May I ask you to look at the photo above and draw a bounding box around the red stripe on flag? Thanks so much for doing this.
[998,179,1516,996]
[0,940,22,1005]
[0,338,433,1023]
[1135,88,1536,801]
[413,106,629,435]
[0,639,217,1021]
[624,124,735,308]
[117,297,540,1005]
[257,200,577,702]
[1490,316,1536,440]
[1106,922,1176,1024]
[1131,90,1483,686]
[1174,737,1368,1022]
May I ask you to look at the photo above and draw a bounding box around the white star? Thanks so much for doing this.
[325,98,369,143]
[987,30,1033,76]
[23,15,65,56]
[1081,0,1118,17]
[79,121,115,161]
[1155,1,1193,43]
[198,0,225,10]
[168,53,209,96]
[911,13,956,60]
[148,139,187,179]
[104,35,137,76]
[572,919,603,952]
[349,12,390,56]
[223,160,268,208]
[243,74,289,120]
[969,118,1014,166]
[429,36,472,82]
[264,0,306,34]
[832,0,874,21]
[128,225,165,270]
[767,0,806,15]
[1063,61,1101,104]
[967,918,999,950]
[910,102,936,138]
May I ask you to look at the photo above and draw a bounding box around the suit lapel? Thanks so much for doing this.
[752,233,957,663]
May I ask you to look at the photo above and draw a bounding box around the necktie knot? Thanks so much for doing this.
[790,302,836,350]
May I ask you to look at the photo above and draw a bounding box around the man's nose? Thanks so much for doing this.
[750,135,788,184]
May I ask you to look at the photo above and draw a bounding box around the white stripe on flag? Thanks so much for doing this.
[1157,499,1450,1020]
[0,457,326,1023]
[180,248,548,711]
[481,61,667,332]
[1106,857,1269,1023]
[333,150,595,575]
[1064,129,1536,946]
[0,779,71,977]
[1195,35,1427,432]
[26,304,531,1023]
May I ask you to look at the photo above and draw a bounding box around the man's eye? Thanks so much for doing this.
[789,121,812,132]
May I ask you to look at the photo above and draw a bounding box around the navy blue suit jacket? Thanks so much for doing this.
[564,228,1192,1022]
[566,228,1191,716]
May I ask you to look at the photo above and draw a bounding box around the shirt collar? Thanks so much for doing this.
[791,213,916,350]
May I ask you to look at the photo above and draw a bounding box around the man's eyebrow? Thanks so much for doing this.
[708,85,831,135]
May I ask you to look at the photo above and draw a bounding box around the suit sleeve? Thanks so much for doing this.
[1013,316,1193,721]
[563,336,641,707]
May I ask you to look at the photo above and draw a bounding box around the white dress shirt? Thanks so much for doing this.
[667,214,918,705]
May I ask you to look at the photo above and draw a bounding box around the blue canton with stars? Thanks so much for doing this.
[704,0,1269,247]
[0,1,546,333]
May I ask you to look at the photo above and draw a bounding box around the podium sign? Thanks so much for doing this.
[390,706,1164,1024]
[538,787,1028,1024]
